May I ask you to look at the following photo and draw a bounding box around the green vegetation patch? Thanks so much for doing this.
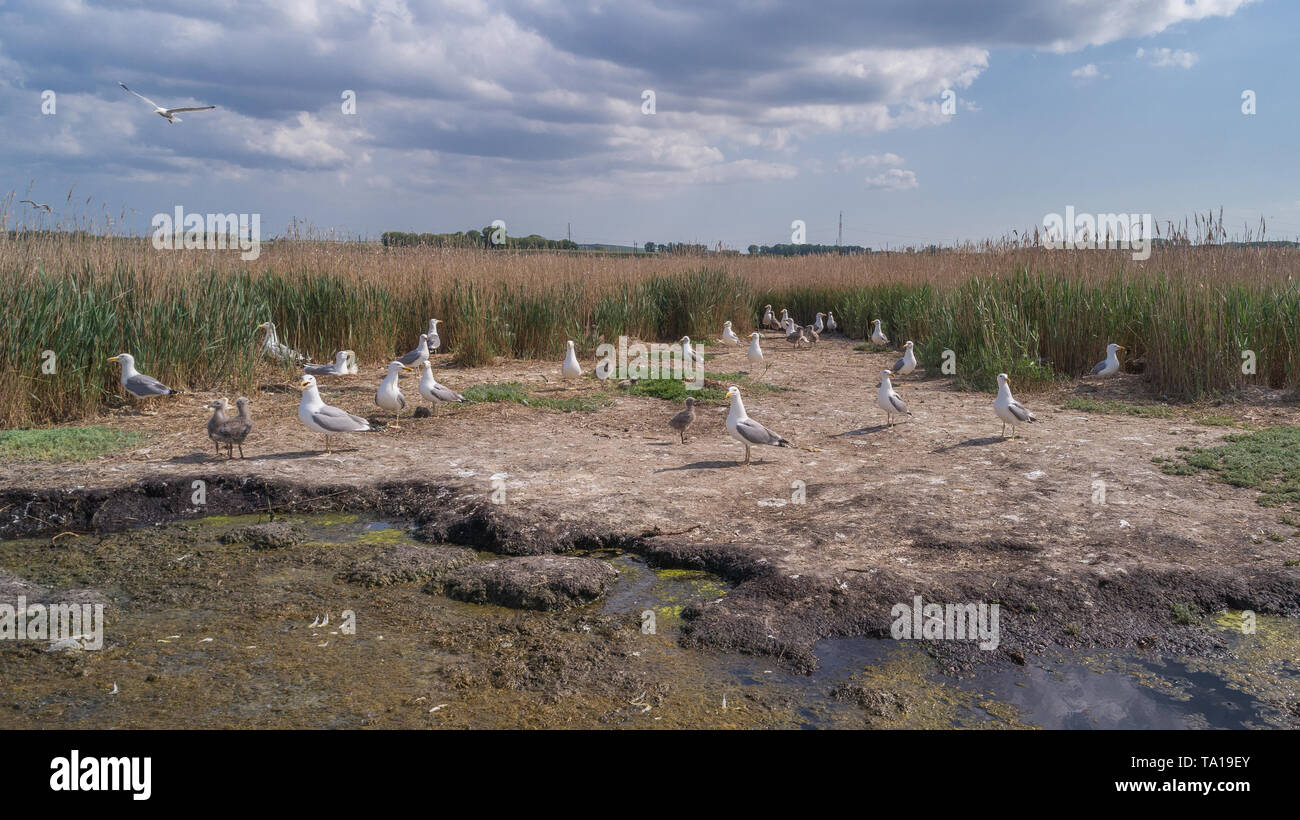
[1162,426,1300,507]
[619,372,787,405]
[461,381,611,412]
[0,426,147,462]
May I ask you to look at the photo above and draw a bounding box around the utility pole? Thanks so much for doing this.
[837,211,843,247]
[567,222,571,242]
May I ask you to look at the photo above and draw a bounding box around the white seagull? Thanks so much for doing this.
[398,333,430,368]
[375,360,413,428]
[877,369,911,426]
[721,321,742,346]
[811,313,826,334]
[418,361,466,414]
[825,312,838,333]
[680,335,705,366]
[256,321,306,362]
[725,385,791,465]
[118,82,216,123]
[762,305,779,330]
[994,373,1038,439]
[107,353,176,411]
[562,340,583,380]
[427,318,442,352]
[892,341,918,376]
[304,350,352,377]
[747,332,765,371]
[297,374,371,454]
[871,319,889,347]
[1090,343,1127,377]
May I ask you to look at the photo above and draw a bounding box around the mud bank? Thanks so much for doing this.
[3,474,1298,677]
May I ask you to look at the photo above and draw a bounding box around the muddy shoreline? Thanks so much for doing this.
[5,473,1298,677]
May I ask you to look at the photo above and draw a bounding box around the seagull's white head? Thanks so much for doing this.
[680,336,691,344]
[566,340,575,350]
[299,374,318,391]
[107,353,134,368]
[873,319,882,327]
[389,360,412,373]
[421,361,433,373]
[997,372,1010,386]
[750,332,761,340]
[882,369,894,379]
[726,385,741,398]
[904,341,914,350]
[419,333,428,342]
[724,321,732,328]
[1108,342,1126,354]
[817,312,825,319]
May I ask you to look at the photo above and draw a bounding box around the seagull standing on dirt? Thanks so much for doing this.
[825,312,838,333]
[1090,343,1127,377]
[747,332,765,371]
[107,353,176,411]
[779,309,791,328]
[994,373,1037,438]
[118,82,216,123]
[667,397,698,443]
[214,397,253,458]
[871,319,889,347]
[876,369,911,427]
[892,341,918,377]
[812,313,826,334]
[725,385,791,465]
[304,350,352,377]
[343,350,359,374]
[785,322,806,348]
[375,361,413,428]
[721,321,741,346]
[398,333,430,368]
[418,361,465,414]
[206,399,231,456]
[427,319,442,352]
[297,374,371,454]
[680,336,705,366]
[762,305,778,330]
[256,322,305,362]
[562,340,583,380]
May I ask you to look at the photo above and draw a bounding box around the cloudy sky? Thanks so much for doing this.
[2,0,1295,248]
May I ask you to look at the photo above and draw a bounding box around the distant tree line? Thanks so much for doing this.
[747,243,870,256]
[382,228,577,250]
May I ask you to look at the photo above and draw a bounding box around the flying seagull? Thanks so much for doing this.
[994,372,1038,438]
[1090,343,1127,377]
[19,199,52,213]
[119,82,216,123]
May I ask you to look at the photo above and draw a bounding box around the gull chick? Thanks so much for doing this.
[994,373,1037,438]
[762,305,779,330]
[206,399,231,456]
[877,369,911,427]
[668,397,698,444]
[297,374,371,454]
[214,397,253,458]
[725,385,791,465]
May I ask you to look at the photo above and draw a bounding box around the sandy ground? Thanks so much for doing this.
[4,335,1299,669]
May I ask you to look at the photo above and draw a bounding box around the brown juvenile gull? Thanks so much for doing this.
[725,385,791,465]
[667,397,698,443]
[213,396,253,458]
[206,398,231,456]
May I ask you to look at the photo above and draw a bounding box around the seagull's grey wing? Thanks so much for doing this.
[119,83,159,109]
[1008,401,1036,422]
[313,405,370,432]
[736,417,786,446]
[432,384,464,403]
[303,362,336,375]
[166,106,215,113]
[125,373,173,396]
[892,355,906,372]
[1089,360,1107,374]
[397,347,421,365]
[888,392,909,414]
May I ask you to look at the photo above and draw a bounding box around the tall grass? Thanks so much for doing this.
[1,223,1299,425]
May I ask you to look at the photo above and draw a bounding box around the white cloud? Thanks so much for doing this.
[1138,47,1200,69]
[864,168,918,191]
[1071,63,1100,80]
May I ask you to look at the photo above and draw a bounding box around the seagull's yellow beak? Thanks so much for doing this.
[107,356,118,362]
[402,364,413,371]
[298,379,311,391]
[1118,345,1128,352]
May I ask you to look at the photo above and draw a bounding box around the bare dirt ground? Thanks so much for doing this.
[4,335,1299,672]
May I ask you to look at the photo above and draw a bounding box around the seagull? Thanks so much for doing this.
[721,321,742,346]
[785,322,806,348]
[206,399,231,456]
[562,340,583,380]
[426,318,442,352]
[779,309,790,328]
[118,82,216,123]
[805,323,820,345]
[19,199,52,213]
[825,312,838,333]
[811,313,826,334]
[762,305,779,330]
[297,374,371,454]
[871,319,889,347]
[892,341,918,376]
[375,360,414,428]
[667,397,698,443]
[304,350,352,377]
[747,332,765,372]
[256,321,306,362]
[213,396,253,458]
[398,333,430,368]
[877,369,911,426]
[343,350,359,374]
[107,353,176,411]
[1090,343,1127,377]
[418,361,465,414]
[725,385,791,465]
[680,336,705,366]
[994,373,1038,438]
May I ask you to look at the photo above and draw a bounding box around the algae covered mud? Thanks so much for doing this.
[0,512,1295,729]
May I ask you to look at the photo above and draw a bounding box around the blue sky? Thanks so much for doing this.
[2,0,1295,249]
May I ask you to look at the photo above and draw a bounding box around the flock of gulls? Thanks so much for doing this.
[104,312,1130,466]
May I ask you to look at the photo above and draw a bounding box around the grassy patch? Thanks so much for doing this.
[1161,426,1300,507]
[1171,602,1201,625]
[0,426,147,462]
[461,381,610,412]
[1063,398,1173,418]
[619,371,787,405]
[1195,415,1241,427]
